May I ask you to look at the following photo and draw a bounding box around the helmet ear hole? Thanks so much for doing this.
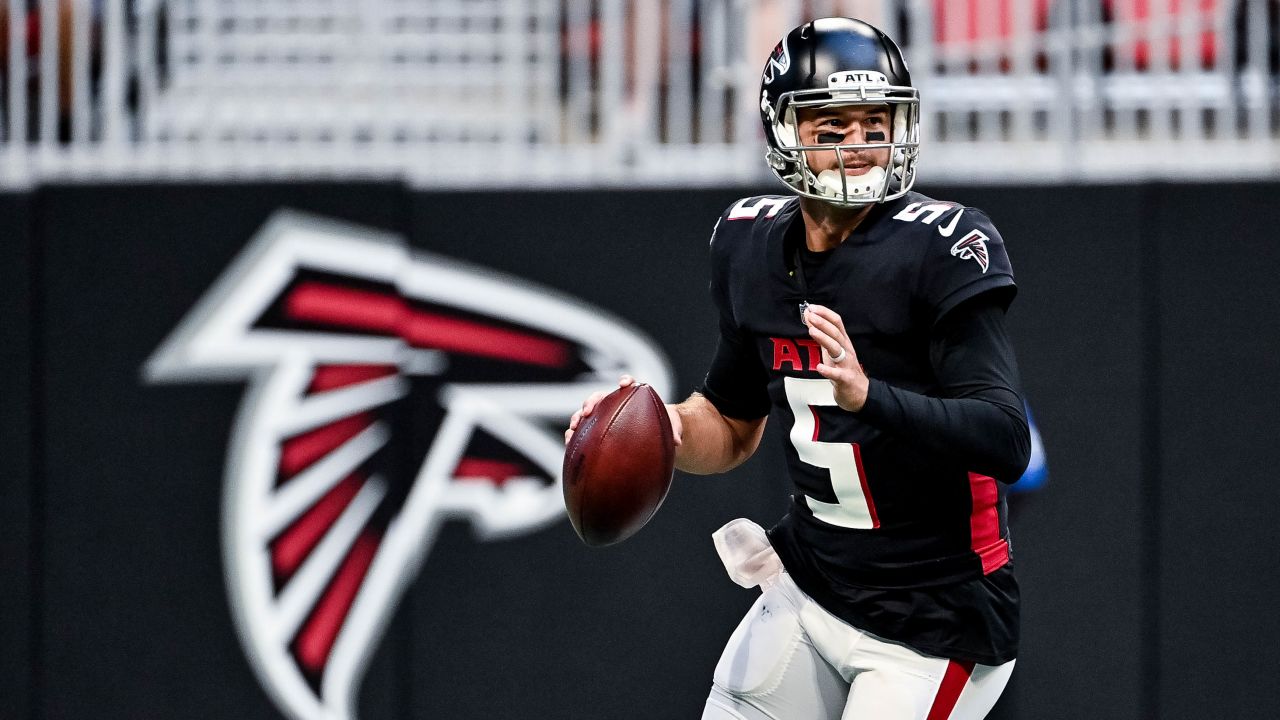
[775,104,799,148]
[777,119,798,147]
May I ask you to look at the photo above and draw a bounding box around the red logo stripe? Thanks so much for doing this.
[968,472,1009,574]
[287,283,402,335]
[453,457,527,487]
[271,473,366,580]
[400,309,570,368]
[926,659,975,720]
[284,282,571,367]
[278,413,376,479]
[308,365,398,394]
[292,529,382,676]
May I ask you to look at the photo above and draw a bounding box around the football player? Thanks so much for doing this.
[567,17,1029,720]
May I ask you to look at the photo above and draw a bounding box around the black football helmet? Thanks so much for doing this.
[759,18,920,206]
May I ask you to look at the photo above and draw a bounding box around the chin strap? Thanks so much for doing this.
[815,165,887,199]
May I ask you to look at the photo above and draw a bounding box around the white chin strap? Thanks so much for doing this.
[815,165,886,202]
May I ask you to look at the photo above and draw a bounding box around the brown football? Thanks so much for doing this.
[563,383,676,547]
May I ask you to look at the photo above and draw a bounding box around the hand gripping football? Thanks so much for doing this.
[563,383,676,546]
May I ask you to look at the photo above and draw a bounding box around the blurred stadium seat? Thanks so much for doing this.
[1,0,1277,187]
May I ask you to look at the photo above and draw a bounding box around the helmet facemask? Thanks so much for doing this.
[763,71,920,208]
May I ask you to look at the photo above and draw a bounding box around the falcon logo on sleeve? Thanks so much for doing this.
[144,211,672,720]
[950,229,991,273]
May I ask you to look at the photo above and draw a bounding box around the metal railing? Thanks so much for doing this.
[1,0,1277,188]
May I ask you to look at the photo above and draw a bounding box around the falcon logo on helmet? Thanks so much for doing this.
[762,36,791,85]
[145,211,672,720]
[759,18,921,207]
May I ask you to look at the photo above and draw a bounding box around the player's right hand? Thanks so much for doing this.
[564,375,683,448]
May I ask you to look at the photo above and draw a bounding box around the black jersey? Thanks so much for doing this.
[700,192,1024,664]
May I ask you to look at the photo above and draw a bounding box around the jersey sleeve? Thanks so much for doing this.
[697,209,772,420]
[700,316,772,420]
[858,294,1031,483]
[917,207,1016,325]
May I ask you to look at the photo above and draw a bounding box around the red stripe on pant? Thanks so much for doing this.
[927,659,975,720]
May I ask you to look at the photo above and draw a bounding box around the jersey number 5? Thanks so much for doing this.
[783,377,880,530]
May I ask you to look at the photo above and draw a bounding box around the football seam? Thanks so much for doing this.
[564,426,587,530]
[640,386,674,522]
[580,385,639,545]
[601,384,640,438]
[643,386,674,463]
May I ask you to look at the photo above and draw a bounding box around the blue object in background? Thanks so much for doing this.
[1010,404,1047,493]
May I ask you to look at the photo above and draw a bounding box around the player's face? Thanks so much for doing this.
[795,105,892,178]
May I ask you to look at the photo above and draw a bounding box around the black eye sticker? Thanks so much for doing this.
[865,131,887,142]
[817,132,845,144]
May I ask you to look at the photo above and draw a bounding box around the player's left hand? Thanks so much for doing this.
[804,304,870,412]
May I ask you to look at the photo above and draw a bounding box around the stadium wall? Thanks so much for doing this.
[0,183,1276,720]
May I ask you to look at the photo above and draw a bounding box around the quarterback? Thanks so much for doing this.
[567,17,1029,720]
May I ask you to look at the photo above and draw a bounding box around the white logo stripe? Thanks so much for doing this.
[440,389,574,537]
[437,382,619,417]
[261,424,392,538]
[272,477,387,641]
[276,375,407,437]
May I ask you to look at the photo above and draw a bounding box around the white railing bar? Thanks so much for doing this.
[1008,0,1034,143]
[134,1,158,143]
[666,0,694,145]
[1111,0,1136,140]
[1245,0,1269,142]
[564,0,592,143]
[5,0,27,152]
[531,0,558,149]
[599,0,625,153]
[197,0,222,151]
[1178,3,1202,143]
[697,0,728,145]
[1211,0,1234,143]
[101,0,129,145]
[944,0,970,145]
[906,0,934,147]
[1150,0,1174,146]
[732,0,756,146]
[531,0,563,180]
[1049,0,1077,172]
[70,0,92,143]
[979,0,1003,143]
[38,0,59,145]
[633,0,662,149]
[1076,0,1100,143]
[505,0,529,155]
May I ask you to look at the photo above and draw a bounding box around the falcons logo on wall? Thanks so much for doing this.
[144,211,672,720]
[949,229,991,273]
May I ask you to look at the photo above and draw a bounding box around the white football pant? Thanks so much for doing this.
[702,520,1014,720]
